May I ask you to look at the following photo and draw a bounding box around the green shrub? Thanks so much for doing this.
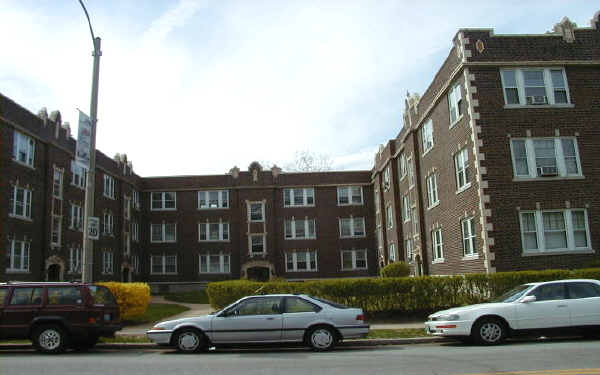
[380,262,410,278]
[97,282,151,320]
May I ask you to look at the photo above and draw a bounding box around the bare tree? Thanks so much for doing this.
[284,150,333,172]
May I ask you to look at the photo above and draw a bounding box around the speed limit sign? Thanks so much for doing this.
[88,217,100,240]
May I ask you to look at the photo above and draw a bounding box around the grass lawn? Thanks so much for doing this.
[123,303,190,326]
[163,290,209,304]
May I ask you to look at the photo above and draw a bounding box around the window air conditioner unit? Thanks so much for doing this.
[538,166,558,176]
[526,96,548,105]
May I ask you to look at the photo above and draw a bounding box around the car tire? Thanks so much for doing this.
[307,326,336,351]
[471,318,507,345]
[174,328,206,353]
[32,324,69,354]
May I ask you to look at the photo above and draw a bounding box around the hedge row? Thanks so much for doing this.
[206,268,600,314]
[98,282,151,320]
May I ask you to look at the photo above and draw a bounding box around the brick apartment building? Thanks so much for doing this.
[373,12,600,275]
[2,11,599,285]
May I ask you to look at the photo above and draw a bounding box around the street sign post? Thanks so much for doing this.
[88,216,100,240]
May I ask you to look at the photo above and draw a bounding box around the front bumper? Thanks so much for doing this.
[146,329,174,345]
[424,320,472,337]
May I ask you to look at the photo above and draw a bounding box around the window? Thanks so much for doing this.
[285,218,316,239]
[199,252,230,274]
[124,197,131,220]
[407,157,415,188]
[405,238,414,263]
[132,222,139,242]
[71,161,88,189]
[53,169,64,199]
[567,282,600,299]
[510,138,582,179]
[402,195,410,223]
[388,243,397,262]
[399,153,407,180]
[47,287,82,305]
[7,239,30,272]
[151,192,176,210]
[10,287,42,305]
[432,229,444,261]
[132,190,140,210]
[383,166,391,191]
[341,250,367,270]
[151,223,177,242]
[374,190,380,213]
[249,202,264,222]
[131,255,139,273]
[284,188,315,207]
[151,254,177,274]
[102,251,113,274]
[198,190,229,209]
[51,215,62,246]
[519,209,590,253]
[70,203,83,231]
[199,222,230,241]
[339,217,366,238]
[69,247,81,274]
[448,83,463,124]
[103,175,115,199]
[285,250,318,272]
[337,186,363,205]
[250,235,265,254]
[10,186,32,219]
[530,283,566,301]
[386,206,394,229]
[501,68,570,106]
[12,130,35,167]
[284,297,320,313]
[411,206,419,234]
[426,174,439,208]
[461,217,477,256]
[422,120,434,152]
[103,212,114,236]
[454,148,471,191]
[233,297,282,316]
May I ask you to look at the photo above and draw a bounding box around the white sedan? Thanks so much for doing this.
[425,279,600,345]
[147,294,369,352]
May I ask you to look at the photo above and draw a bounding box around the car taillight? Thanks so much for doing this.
[89,317,96,324]
[356,314,365,321]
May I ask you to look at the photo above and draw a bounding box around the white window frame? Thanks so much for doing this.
[71,161,88,189]
[199,252,231,274]
[339,217,366,238]
[432,228,444,262]
[150,222,177,243]
[198,222,230,242]
[103,211,114,236]
[510,137,582,179]
[285,218,316,240]
[132,190,140,210]
[284,188,315,207]
[103,174,115,199]
[249,234,266,254]
[7,239,30,272]
[402,194,410,223]
[340,249,368,270]
[131,255,139,274]
[388,243,397,262]
[131,222,139,242]
[51,214,62,247]
[448,83,463,126]
[422,119,434,153]
[10,186,32,220]
[337,186,363,206]
[519,209,591,254]
[285,250,318,272]
[386,206,394,229]
[426,174,439,208]
[407,157,415,188]
[383,166,391,191]
[461,217,477,257]
[454,148,471,191]
[151,192,177,211]
[12,130,35,167]
[102,251,114,274]
[398,153,407,180]
[69,247,82,274]
[198,190,229,209]
[70,203,83,231]
[405,238,414,263]
[500,67,571,107]
[150,254,178,275]
[248,202,265,222]
[53,168,64,199]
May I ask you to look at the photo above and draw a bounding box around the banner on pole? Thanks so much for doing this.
[76,110,93,169]
[88,217,100,240]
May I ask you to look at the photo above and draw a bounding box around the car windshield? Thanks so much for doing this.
[489,284,534,303]
[89,285,117,305]
[309,296,348,309]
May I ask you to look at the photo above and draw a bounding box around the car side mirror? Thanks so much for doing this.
[521,295,536,303]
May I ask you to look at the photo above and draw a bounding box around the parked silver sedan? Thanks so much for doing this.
[147,294,369,353]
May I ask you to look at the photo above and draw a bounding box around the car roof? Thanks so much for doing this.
[0,282,91,286]
[525,279,600,286]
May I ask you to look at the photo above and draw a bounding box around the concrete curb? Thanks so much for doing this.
[0,337,447,351]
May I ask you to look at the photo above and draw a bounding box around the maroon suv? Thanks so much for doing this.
[0,282,121,353]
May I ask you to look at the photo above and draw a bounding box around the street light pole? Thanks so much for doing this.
[79,0,101,283]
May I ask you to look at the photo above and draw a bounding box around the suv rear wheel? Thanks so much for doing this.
[32,324,69,354]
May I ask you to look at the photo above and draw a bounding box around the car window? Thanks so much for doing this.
[0,287,8,306]
[235,297,282,316]
[48,287,83,305]
[9,287,43,305]
[567,282,600,299]
[284,297,320,313]
[88,286,117,305]
[309,296,348,309]
[529,283,566,301]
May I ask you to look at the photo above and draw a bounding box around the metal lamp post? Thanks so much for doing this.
[79,0,101,283]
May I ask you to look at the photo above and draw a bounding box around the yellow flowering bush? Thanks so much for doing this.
[97,282,151,320]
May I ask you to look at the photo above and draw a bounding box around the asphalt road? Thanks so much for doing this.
[1,339,600,375]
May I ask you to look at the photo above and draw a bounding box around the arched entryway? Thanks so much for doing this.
[47,264,61,281]
[122,267,130,282]
[241,260,275,281]
[45,255,66,281]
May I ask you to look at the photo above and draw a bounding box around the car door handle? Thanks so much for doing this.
[557,304,568,308]
[266,317,275,320]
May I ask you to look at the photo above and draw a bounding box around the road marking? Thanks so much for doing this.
[459,369,600,375]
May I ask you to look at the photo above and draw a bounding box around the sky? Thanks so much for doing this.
[1,1,597,177]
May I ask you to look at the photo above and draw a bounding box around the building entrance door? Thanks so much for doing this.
[47,264,61,281]
[247,267,270,282]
